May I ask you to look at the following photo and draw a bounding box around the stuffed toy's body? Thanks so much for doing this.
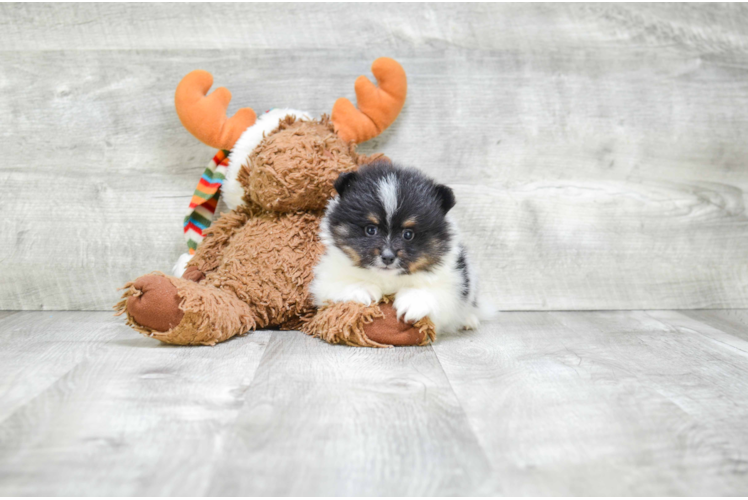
[116,58,436,347]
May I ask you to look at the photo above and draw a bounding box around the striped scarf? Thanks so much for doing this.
[183,149,230,254]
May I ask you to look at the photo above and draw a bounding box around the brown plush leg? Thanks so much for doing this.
[302,300,435,348]
[362,303,434,346]
[124,274,184,332]
[115,272,255,346]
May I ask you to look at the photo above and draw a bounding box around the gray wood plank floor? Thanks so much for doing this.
[1,310,747,495]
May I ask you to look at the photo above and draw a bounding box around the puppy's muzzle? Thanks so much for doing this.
[381,248,396,265]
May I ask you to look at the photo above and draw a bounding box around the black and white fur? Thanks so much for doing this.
[311,160,493,334]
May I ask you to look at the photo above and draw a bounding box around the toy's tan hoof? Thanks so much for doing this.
[363,303,426,346]
[127,275,184,332]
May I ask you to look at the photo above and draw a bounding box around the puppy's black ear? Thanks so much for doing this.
[435,184,456,213]
[334,171,358,196]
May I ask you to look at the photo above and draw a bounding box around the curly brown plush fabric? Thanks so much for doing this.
[200,209,323,327]
[116,116,432,347]
[240,116,359,212]
[190,205,254,273]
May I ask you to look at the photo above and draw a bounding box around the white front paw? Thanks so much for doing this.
[463,314,480,330]
[338,283,383,306]
[394,288,437,323]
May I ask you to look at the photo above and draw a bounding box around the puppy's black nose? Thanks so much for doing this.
[381,249,396,265]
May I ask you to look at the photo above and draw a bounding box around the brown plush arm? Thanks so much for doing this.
[189,206,252,274]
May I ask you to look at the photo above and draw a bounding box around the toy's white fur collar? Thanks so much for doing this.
[222,108,311,210]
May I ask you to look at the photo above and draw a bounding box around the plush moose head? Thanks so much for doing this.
[173,58,407,213]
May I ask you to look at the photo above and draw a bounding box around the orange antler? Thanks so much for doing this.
[332,58,407,144]
[174,70,257,150]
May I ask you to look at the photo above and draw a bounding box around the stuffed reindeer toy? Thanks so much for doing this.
[116,58,437,347]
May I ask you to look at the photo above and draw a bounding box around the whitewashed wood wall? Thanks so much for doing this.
[2,3,748,311]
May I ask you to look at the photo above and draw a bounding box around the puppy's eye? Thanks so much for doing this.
[403,229,415,241]
[365,225,378,236]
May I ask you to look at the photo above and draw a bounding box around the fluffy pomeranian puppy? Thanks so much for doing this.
[311,160,493,334]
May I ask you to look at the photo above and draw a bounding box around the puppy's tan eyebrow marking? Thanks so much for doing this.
[402,217,417,228]
[367,214,379,224]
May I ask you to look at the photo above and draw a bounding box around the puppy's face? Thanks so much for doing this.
[326,161,455,274]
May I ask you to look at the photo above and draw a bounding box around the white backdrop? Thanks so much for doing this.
[2,3,748,310]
